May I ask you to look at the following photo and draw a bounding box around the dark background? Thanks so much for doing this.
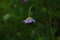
[0,0,60,40]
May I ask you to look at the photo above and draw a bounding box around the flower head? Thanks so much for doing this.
[23,17,36,24]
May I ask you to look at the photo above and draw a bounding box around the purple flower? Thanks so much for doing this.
[23,17,36,24]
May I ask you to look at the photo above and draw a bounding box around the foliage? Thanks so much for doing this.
[0,0,60,40]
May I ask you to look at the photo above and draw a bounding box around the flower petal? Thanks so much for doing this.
[23,17,36,24]
[28,20,32,23]
[23,20,28,23]
[32,19,36,22]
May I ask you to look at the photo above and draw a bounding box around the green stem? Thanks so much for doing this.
[43,0,52,40]
[37,33,42,40]
[35,29,42,40]
[28,5,34,17]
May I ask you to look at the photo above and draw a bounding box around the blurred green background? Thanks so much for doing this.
[0,0,60,40]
